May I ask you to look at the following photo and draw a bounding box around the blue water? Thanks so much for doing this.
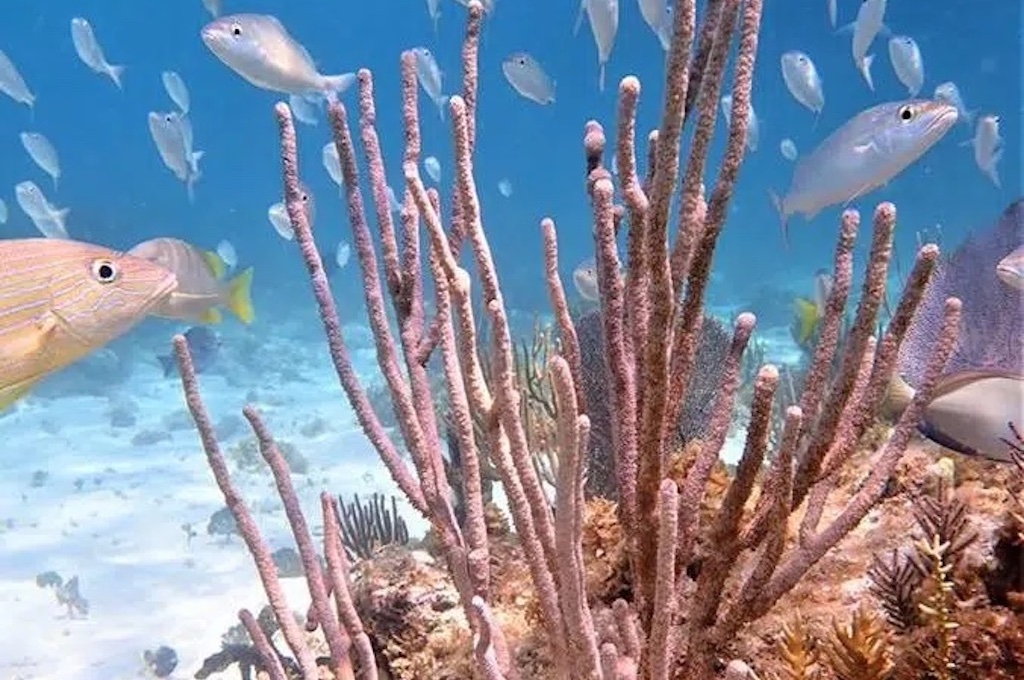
[0,0,1019,676]
[0,0,1018,313]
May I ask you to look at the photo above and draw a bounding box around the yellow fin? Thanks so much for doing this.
[793,298,819,345]
[199,308,223,324]
[225,267,255,325]
[0,377,40,412]
[202,250,228,279]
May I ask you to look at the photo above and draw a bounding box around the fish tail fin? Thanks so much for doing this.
[186,176,196,204]
[436,95,448,122]
[860,54,875,91]
[793,298,818,345]
[963,108,977,128]
[54,207,70,237]
[769,189,790,249]
[882,373,916,422]
[108,64,126,90]
[226,267,255,325]
[599,64,606,92]
[157,354,176,378]
[322,73,356,98]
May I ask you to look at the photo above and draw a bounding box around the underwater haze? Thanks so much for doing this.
[0,0,1020,678]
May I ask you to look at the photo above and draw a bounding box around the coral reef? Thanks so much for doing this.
[167,1,1023,678]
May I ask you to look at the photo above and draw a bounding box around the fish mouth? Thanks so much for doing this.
[922,103,960,138]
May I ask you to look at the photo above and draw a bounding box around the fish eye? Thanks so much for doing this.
[516,56,527,65]
[91,259,119,284]
[897,104,916,121]
[230,23,243,37]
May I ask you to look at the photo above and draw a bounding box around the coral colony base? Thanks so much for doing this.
[169,1,1022,679]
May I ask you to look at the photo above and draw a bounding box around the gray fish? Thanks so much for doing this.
[158,326,221,377]
[201,14,354,98]
[887,370,1024,463]
[0,48,34,110]
[502,52,555,105]
[771,99,958,242]
[997,245,1024,291]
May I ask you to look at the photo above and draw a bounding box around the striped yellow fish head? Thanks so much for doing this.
[40,242,179,346]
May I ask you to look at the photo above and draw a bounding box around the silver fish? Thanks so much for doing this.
[411,47,448,120]
[997,245,1024,291]
[971,115,1003,188]
[655,4,674,51]
[202,0,221,18]
[888,370,1024,464]
[426,0,442,31]
[584,0,619,91]
[573,259,600,302]
[720,94,758,153]
[14,180,69,239]
[453,0,496,13]
[851,0,887,90]
[148,111,204,202]
[638,0,667,38]
[0,199,7,224]
[502,52,555,105]
[780,51,824,115]
[162,71,190,114]
[70,18,125,89]
[828,0,837,27]
[771,99,958,240]
[888,36,924,97]
[19,132,60,191]
[0,49,34,110]
[934,81,974,128]
[322,142,342,187]
[201,14,354,98]
[424,156,441,183]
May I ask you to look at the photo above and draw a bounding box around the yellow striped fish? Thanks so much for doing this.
[0,238,178,410]
[127,237,255,325]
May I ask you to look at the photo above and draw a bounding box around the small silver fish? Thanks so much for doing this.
[14,180,69,239]
[638,0,667,39]
[971,115,1002,188]
[71,18,125,89]
[887,370,1024,463]
[851,0,887,90]
[20,132,60,191]
[201,14,354,98]
[148,111,204,202]
[322,142,342,186]
[502,52,555,105]
[888,36,924,97]
[0,49,34,110]
[0,199,7,224]
[720,94,758,153]
[162,71,190,114]
[202,0,221,18]
[996,245,1024,291]
[268,181,316,239]
[828,0,837,27]
[424,156,441,183]
[780,138,798,161]
[584,0,619,91]
[453,0,496,13]
[934,81,975,128]
[411,47,448,120]
[771,99,958,240]
[780,51,824,115]
[425,0,442,32]
[655,4,674,51]
[573,259,600,302]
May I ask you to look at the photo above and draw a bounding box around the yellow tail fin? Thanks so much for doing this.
[225,267,255,324]
[793,297,819,345]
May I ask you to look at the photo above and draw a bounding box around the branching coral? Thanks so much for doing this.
[169,1,970,678]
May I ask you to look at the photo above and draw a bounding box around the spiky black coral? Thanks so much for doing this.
[868,549,922,632]
[909,481,977,575]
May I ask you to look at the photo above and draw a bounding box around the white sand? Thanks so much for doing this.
[0,320,429,680]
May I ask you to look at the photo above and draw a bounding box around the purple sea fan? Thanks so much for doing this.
[898,199,1024,385]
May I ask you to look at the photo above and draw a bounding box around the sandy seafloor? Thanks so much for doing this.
[0,306,802,680]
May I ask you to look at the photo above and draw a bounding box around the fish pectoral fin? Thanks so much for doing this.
[0,313,59,361]
[0,377,41,411]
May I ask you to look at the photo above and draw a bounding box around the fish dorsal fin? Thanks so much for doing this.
[202,250,227,279]
[931,369,1024,400]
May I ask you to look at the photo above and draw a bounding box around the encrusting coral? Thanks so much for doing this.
[167,1,1022,678]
